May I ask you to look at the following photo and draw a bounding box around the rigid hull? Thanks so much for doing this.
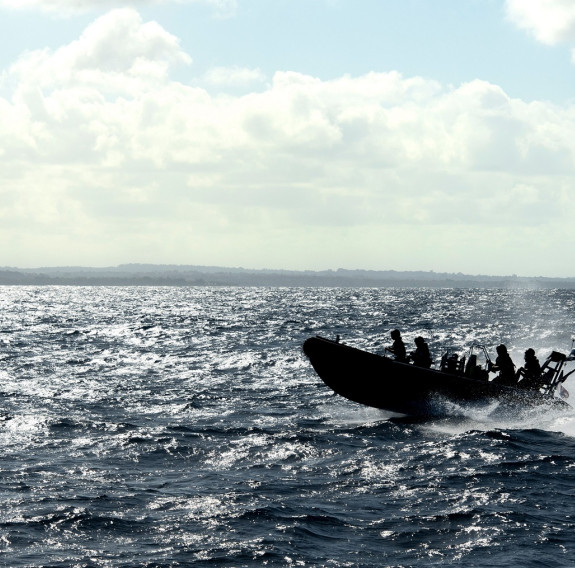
[303,336,570,416]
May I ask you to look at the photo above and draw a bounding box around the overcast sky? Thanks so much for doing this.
[1,0,575,276]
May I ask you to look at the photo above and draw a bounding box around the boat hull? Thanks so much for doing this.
[303,336,570,416]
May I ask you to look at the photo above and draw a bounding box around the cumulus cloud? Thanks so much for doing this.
[505,0,575,46]
[9,8,191,93]
[1,8,574,275]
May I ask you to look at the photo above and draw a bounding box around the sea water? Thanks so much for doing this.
[0,286,574,567]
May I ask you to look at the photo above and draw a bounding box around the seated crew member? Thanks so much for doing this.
[411,336,432,368]
[386,329,408,363]
[489,344,516,386]
[516,348,542,390]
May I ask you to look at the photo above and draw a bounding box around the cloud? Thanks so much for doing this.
[202,66,266,88]
[505,0,575,46]
[0,0,236,17]
[1,9,575,275]
[9,8,191,94]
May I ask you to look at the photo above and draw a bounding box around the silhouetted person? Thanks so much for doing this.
[387,329,407,363]
[411,336,432,368]
[517,348,542,390]
[489,344,516,386]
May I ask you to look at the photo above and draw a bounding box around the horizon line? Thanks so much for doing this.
[1,263,574,281]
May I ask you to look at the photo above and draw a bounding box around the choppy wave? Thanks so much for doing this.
[1,286,575,566]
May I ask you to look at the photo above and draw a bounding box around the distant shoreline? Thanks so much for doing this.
[1,264,575,289]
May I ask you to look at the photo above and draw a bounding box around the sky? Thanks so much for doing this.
[1,0,575,277]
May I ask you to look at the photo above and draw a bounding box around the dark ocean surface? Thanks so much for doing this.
[1,286,574,567]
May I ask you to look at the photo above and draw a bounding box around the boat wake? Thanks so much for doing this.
[320,393,575,438]
[422,393,575,437]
